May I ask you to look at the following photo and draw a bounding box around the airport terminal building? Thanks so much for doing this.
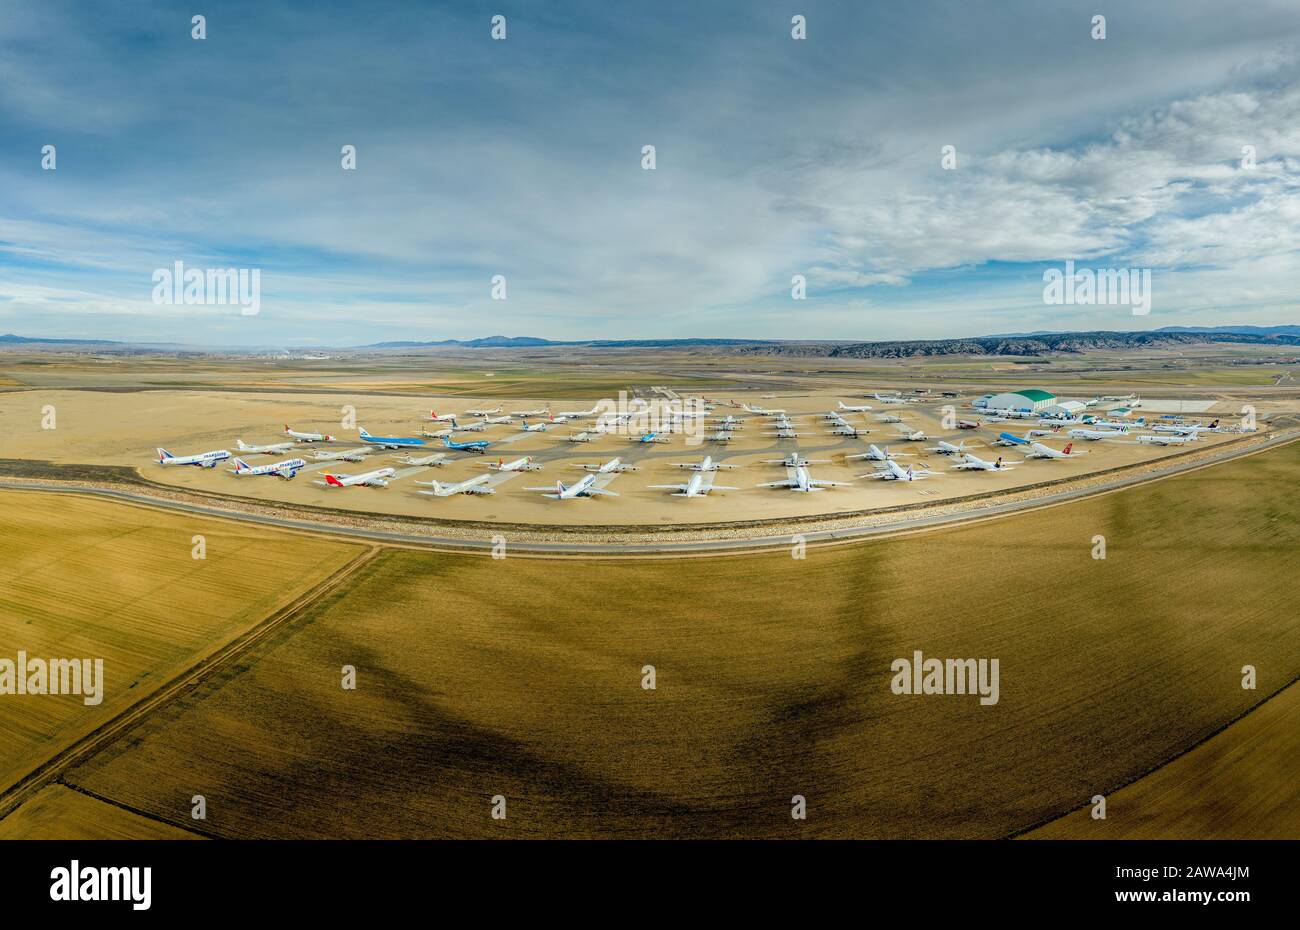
[977,389,1057,414]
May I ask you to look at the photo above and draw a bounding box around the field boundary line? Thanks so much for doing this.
[52,781,220,840]
[0,546,381,824]
[1007,674,1300,840]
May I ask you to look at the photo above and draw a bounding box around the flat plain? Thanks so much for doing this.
[56,438,1300,838]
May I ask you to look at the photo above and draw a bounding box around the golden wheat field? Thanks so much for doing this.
[1027,681,1300,839]
[55,440,1300,838]
[0,784,199,840]
[0,490,362,794]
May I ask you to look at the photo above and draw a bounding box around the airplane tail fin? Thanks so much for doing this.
[556,480,566,494]
[324,473,344,487]
[234,457,250,470]
[1063,442,1073,455]
[358,426,370,437]
[236,439,248,450]
[157,448,172,461]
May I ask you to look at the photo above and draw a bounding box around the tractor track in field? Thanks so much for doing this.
[0,546,381,825]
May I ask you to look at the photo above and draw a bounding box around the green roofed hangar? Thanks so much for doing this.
[975,389,1057,414]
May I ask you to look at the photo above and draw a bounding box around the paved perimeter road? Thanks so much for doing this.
[1,430,1295,556]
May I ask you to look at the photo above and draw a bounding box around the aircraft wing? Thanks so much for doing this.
[756,480,794,488]
[464,486,496,495]
[586,488,619,496]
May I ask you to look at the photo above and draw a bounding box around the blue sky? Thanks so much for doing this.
[3,0,1300,346]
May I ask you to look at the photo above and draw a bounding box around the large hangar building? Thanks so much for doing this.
[982,389,1057,414]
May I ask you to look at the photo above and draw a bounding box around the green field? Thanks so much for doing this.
[57,440,1300,838]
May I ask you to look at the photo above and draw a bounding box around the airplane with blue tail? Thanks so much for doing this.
[442,434,491,454]
[357,426,425,449]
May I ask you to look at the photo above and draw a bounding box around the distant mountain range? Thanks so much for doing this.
[0,333,120,346]
[359,335,773,349]
[4,327,1300,356]
[360,328,1300,357]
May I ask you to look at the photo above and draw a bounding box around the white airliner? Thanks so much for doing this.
[872,393,911,405]
[712,416,746,430]
[480,415,513,426]
[1151,423,1205,437]
[863,460,939,481]
[950,453,1018,472]
[235,439,294,455]
[875,413,908,423]
[705,432,734,443]
[526,474,619,499]
[156,448,230,468]
[766,427,800,439]
[762,453,829,467]
[829,425,870,438]
[1068,428,1128,441]
[984,407,1032,419]
[670,456,736,472]
[395,452,448,466]
[574,457,636,473]
[319,467,396,488]
[284,425,335,442]
[838,401,874,412]
[742,404,787,416]
[424,410,459,423]
[926,439,977,455]
[518,420,551,432]
[415,474,494,496]
[756,465,851,492]
[312,447,373,462]
[567,431,594,443]
[554,404,601,419]
[421,427,453,439]
[895,427,928,441]
[511,406,549,418]
[649,472,738,497]
[465,404,502,416]
[1024,441,1087,459]
[846,444,913,463]
[485,456,542,472]
[1136,433,1196,446]
[231,456,306,478]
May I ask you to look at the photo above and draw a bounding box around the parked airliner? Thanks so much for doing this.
[320,467,396,488]
[649,472,738,497]
[574,457,636,473]
[756,465,851,492]
[358,427,425,449]
[284,425,335,442]
[415,474,494,497]
[485,456,542,472]
[157,448,230,468]
[526,474,619,499]
[231,456,306,478]
[235,439,294,455]
[442,435,491,454]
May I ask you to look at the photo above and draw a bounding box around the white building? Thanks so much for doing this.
[1040,400,1086,418]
